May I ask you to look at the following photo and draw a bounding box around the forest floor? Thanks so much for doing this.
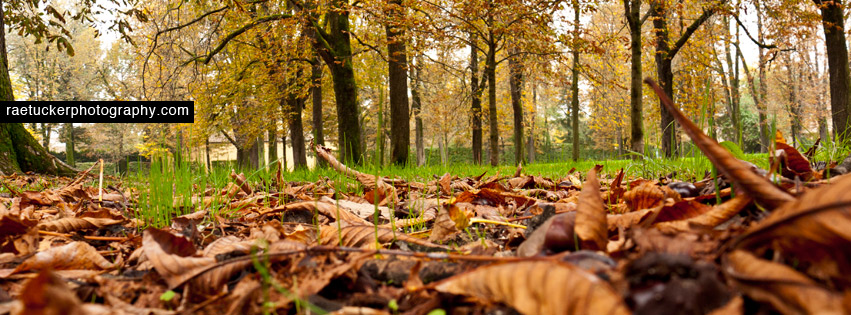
[1,121,850,314]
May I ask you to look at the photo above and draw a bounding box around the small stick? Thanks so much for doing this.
[98,159,104,202]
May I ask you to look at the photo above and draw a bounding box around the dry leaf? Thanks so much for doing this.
[434,260,629,315]
[320,225,448,249]
[142,228,215,288]
[11,241,118,275]
[733,174,851,288]
[645,78,794,209]
[724,250,846,314]
[654,195,751,233]
[575,166,607,251]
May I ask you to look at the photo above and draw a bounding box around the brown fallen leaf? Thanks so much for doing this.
[142,228,215,288]
[575,166,607,251]
[263,201,371,226]
[653,195,751,234]
[37,217,125,233]
[434,260,629,315]
[320,225,449,250]
[12,269,91,315]
[230,170,253,195]
[724,250,846,314]
[645,78,794,209]
[732,174,851,288]
[9,241,119,276]
[438,173,452,196]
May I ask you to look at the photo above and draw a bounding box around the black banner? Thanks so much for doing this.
[0,101,194,123]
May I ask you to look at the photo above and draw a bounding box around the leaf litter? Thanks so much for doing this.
[2,81,851,314]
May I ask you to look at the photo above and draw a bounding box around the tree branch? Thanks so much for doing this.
[203,14,293,64]
[668,7,716,59]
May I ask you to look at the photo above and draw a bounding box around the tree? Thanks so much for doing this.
[623,0,644,155]
[385,0,410,166]
[509,48,525,165]
[813,0,851,141]
[570,0,581,161]
[0,0,140,175]
[650,0,717,157]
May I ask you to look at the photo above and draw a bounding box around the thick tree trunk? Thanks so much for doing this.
[625,0,643,155]
[470,33,484,165]
[651,1,713,157]
[410,55,425,166]
[0,3,75,176]
[385,0,410,166]
[652,1,676,157]
[509,50,524,165]
[0,124,76,176]
[487,31,499,166]
[816,0,851,141]
[314,0,362,164]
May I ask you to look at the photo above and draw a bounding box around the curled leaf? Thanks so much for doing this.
[724,250,845,314]
[644,78,793,209]
[575,167,607,251]
[434,261,629,315]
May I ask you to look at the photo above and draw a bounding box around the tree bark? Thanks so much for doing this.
[314,0,362,164]
[509,49,524,165]
[470,33,484,165]
[571,0,581,161]
[624,0,644,155]
[410,54,425,166]
[268,125,278,164]
[815,0,851,141]
[652,1,676,157]
[285,90,308,170]
[64,123,75,167]
[0,3,74,176]
[527,83,536,163]
[756,1,769,151]
[385,0,410,166]
[487,30,499,166]
[651,1,714,157]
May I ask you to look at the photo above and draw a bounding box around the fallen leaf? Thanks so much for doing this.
[434,260,629,315]
[575,166,607,251]
[645,78,794,209]
[724,250,846,314]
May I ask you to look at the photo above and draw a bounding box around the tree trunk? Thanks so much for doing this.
[528,83,536,163]
[571,0,581,161]
[410,54,425,166]
[285,92,308,170]
[816,0,851,141]
[651,1,714,157]
[0,3,75,176]
[652,1,676,158]
[487,31,499,166]
[64,123,75,167]
[625,0,643,155]
[385,0,410,166]
[509,49,524,165]
[310,58,326,168]
[205,137,211,171]
[0,124,76,176]
[470,33,483,165]
[756,1,769,151]
[724,16,741,148]
[314,0,362,164]
[268,125,278,164]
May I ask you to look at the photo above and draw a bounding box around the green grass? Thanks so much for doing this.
[75,150,771,227]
